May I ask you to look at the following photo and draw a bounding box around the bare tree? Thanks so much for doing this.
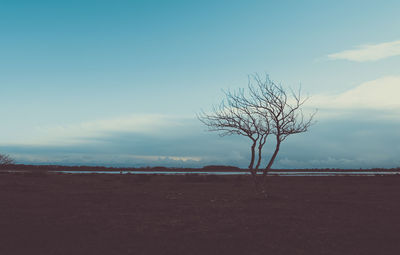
[244,74,316,195]
[199,74,315,196]
[197,89,270,182]
[0,154,15,166]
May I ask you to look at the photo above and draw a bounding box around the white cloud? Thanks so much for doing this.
[11,153,202,166]
[328,40,400,62]
[309,76,400,119]
[8,114,185,146]
[121,155,202,162]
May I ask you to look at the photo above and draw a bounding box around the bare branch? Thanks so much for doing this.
[197,83,273,170]
[0,154,15,166]
[198,73,316,196]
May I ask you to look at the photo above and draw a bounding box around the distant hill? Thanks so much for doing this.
[201,165,241,171]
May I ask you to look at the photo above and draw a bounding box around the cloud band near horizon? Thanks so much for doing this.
[2,75,400,169]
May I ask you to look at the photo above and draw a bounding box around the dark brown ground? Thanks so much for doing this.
[1,172,400,255]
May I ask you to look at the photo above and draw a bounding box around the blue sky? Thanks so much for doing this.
[1,0,400,168]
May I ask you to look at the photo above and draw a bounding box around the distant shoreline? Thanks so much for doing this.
[1,163,399,173]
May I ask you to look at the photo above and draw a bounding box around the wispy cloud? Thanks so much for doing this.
[328,40,400,62]
[5,114,186,146]
[10,153,203,167]
[310,76,400,117]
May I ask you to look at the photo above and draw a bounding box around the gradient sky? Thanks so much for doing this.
[1,0,400,168]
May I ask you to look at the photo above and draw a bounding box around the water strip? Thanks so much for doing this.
[51,170,400,176]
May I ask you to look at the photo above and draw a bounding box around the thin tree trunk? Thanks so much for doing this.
[248,139,260,193]
[248,140,257,170]
[260,136,281,197]
[255,135,267,170]
[264,137,281,173]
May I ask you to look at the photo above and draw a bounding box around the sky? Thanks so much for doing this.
[1,0,400,168]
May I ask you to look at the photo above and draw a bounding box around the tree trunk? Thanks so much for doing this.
[248,140,257,170]
[248,139,260,192]
[264,142,280,173]
[260,136,281,197]
[255,135,267,170]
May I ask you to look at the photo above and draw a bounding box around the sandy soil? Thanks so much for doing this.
[1,172,399,255]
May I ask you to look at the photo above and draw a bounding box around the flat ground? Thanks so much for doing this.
[1,172,400,255]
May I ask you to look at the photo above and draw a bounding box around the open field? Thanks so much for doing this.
[1,172,400,255]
